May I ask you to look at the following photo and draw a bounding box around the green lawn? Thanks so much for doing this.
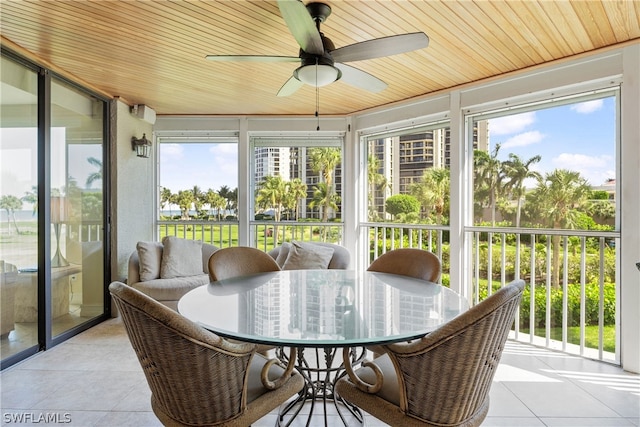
[521,325,615,353]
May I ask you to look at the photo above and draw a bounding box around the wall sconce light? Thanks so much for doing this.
[131,134,152,158]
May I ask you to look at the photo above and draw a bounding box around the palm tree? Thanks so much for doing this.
[309,148,341,188]
[256,175,287,222]
[218,185,231,212]
[309,183,340,222]
[527,169,591,288]
[367,154,388,221]
[474,144,505,226]
[256,175,288,243]
[205,189,227,221]
[85,157,102,188]
[191,185,205,217]
[228,187,238,216]
[502,153,541,227]
[0,195,23,234]
[309,147,341,221]
[160,187,173,218]
[309,183,340,241]
[410,168,450,224]
[22,186,38,216]
[286,178,307,220]
[175,190,195,220]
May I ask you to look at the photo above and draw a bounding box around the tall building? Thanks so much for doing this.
[368,122,489,219]
[254,147,291,184]
[254,146,343,220]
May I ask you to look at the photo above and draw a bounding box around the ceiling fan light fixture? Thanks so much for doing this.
[294,64,341,87]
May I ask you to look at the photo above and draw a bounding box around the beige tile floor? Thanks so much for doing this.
[1,317,639,427]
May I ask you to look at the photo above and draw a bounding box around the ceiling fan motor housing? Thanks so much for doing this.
[294,32,342,85]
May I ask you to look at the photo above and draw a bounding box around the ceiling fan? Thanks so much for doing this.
[205,0,429,97]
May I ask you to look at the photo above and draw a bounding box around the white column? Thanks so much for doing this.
[620,44,640,373]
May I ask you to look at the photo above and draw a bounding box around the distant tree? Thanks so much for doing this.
[367,154,388,221]
[385,194,420,220]
[160,187,173,217]
[85,157,102,188]
[502,153,541,227]
[586,200,615,221]
[527,169,591,287]
[0,195,23,234]
[205,189,227,221]
[175,190,195,220]
[81,192,102,220]
[474,144,505,225]
[256,175,287,222]
[309,147,341,219]
[228,187,238,215]
[309,182,340,241]
[309,183,339,222]
[285,178,307,220]
[218,185,231,212]
[22,186,38,216]
[191,185,205,217]
[410,168,450,224]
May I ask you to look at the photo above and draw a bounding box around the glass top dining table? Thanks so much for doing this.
[178,269,469,348]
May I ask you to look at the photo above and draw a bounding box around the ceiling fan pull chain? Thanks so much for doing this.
[315,59,320,131]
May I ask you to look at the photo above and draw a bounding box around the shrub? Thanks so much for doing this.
[515,282,615,329]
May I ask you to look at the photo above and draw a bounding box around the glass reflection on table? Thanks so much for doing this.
[178,269,468,348]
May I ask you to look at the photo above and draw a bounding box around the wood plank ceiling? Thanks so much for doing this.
[1,1,639,116]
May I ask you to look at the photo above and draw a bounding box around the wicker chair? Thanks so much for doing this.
[366,248,442,357]
[208,246,281,282]
[336,279,525,427]
[367,248,441,282]
[109,281,304,427]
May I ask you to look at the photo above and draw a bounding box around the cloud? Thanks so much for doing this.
[210,144,236,155]
[551,153,614,185]
[502,131,545,149]
[570,99,603,114]
[489,112,536,136]
[160,144,184,161]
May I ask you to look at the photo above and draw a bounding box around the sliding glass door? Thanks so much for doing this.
[0,55,39,359]
[1,53,109,368]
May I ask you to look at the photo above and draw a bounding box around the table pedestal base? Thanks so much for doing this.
[275,346,366,427]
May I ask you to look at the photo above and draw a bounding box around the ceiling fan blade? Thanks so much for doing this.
[205,55,298,62]
[335,63,387,93]
[277,0,324,55]
[277,76,305,97]
[332,32,429,63]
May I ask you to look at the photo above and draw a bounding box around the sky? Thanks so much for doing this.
[487,97,616,188]
[1,96,616,211]
[159,143,238,193]
[158,96,616,193]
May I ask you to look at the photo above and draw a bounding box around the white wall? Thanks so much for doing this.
[111,99,154,283]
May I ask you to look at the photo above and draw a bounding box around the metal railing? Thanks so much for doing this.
[67,221,103,242]
[157,220,345,252]
[467,226,619,364]
[158,220,239,248]
[361,222,448,277]
[361,222,619,364]
[251,221,345,252]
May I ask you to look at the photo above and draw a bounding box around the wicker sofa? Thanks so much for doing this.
[127,240,350,310]
[127,237,219,310]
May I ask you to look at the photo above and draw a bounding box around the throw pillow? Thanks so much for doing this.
[160,236,203,279]
[275,242,292,267]
[282,241,334,270]
[136,241,163,282]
